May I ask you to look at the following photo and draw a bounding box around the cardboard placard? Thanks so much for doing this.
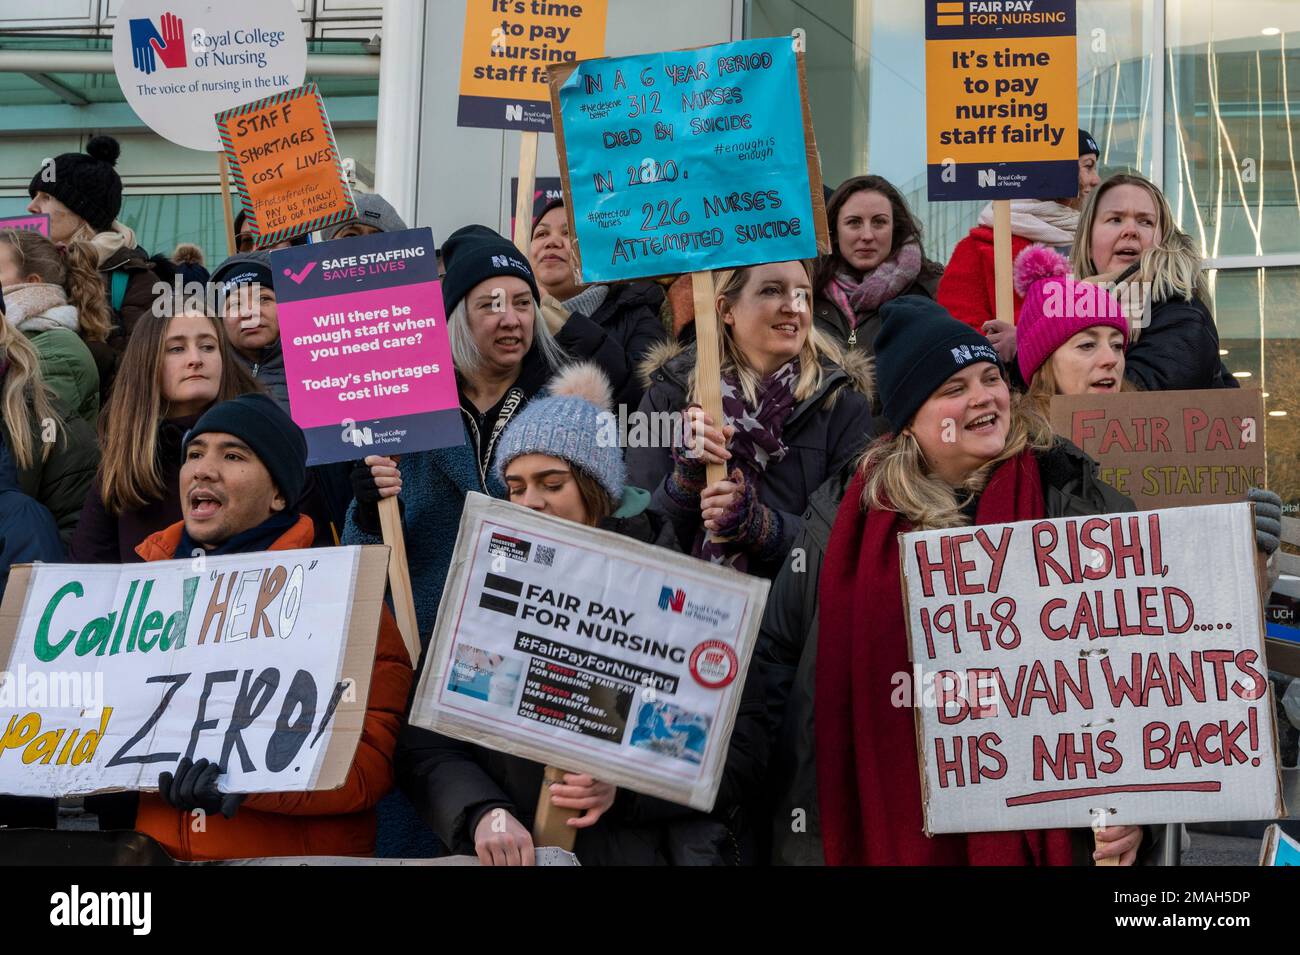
[216,84,357,248]
[925,0,1079,201]
[0,214,50,237]
[409,494,770,811]
[1050,389,1265,508]
[548,37,829,283]
[0,547,388,797]
[111,0,306,152]
[457,0,608,132]
[1260,823,1300,865]
[902,503,1283,834]
[270,228,464,466]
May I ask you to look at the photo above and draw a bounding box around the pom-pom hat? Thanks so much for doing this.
[493,363,625,503]
[28,135,124,233]
[1013,245,1128,383]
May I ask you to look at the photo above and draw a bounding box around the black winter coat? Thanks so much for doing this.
[625,341,876,579]
[756,437,1147,865]
[583,281,668,413]
[812,270,941,358]
[396,491,770,865]
[1126,295,1237,391]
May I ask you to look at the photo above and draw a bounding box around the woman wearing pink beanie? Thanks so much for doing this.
[1012,245,1129,412]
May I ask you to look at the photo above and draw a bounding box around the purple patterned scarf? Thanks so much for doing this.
[694,358,800,568]
[826,239,923,329]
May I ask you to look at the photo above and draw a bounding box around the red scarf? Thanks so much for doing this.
[815,448,1076,866]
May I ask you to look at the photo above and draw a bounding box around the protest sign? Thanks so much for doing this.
[112,0,306,152]
[272,227,460,664]
[216,84,357,248]
[270,228,462,467]
[0,214,49,237]
[0,547,388,797]
[457,0,608,133]
[901,502,1283,834]
[924,0,1078,201]
[511,175,564,239]
[409,493,770,811]
[1260,824,1300,865]
[1050,389,1265,508]
[548,35,829,284]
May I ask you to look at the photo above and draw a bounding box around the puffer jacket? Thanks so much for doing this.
[1126,295,1237,391]
[1,286,100,426]
[582,281,668,412]
[397,486,771,865]
[757,437,1146,865]
[11,398,97,546]
[625,340,876,579]
[813,271,941,358]
[132,513,413,861]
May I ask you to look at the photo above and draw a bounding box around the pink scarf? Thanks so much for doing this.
[826,240,923,329]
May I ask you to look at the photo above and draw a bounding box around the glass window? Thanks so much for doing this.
[1210,265,1300,510]
[1166,1,1300,255]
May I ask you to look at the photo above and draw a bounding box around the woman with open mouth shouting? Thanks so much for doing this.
[1070,173,1235,391]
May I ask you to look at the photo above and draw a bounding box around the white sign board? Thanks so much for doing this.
[901,502,1284,833]
[112,0,307,151]
[409,494,770,812]
[0,546,388,797]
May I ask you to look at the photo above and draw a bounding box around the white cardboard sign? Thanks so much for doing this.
[901,502,1284,833]
[112,0,307,151]
[409,494,770,812]
[0,546,388,797]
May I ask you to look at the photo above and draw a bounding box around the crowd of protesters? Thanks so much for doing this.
[0,126,1284,867]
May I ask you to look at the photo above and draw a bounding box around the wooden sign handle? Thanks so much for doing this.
[531,764,578,851]
[377,494,422,667]
[691,271,728,488]
[513,131,540,253]
[992,199,1013,326]
[218,152,236,257]
[1094,830,1121,866]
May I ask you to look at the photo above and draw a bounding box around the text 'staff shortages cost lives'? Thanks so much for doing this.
[272,228,464,466]
[551,36,826,283]
[925,0,1078,201]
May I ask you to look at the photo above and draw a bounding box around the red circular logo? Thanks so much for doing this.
[689,640,738,689]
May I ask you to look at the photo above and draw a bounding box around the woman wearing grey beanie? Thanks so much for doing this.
[396,363,766,866]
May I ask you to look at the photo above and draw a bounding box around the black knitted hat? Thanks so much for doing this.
[29,135,123,233]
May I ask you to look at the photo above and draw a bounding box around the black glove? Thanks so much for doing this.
[349,459,386,535]
[157,757,244,819]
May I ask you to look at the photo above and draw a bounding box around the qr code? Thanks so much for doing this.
[533,545,555,567]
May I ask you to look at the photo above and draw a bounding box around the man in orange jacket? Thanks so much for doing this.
[133,393,412,861]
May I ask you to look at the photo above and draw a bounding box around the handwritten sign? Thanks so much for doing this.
[902,503,1283,833]
[925,0,1078,200]
[409,494,770,811]
[1050,389,1265,508]
[548,36,828,283]
[0,547,388,797]
[216,84,357,248]
[0,214,49,237]
[271,228,463,465]
[457,0,607,132]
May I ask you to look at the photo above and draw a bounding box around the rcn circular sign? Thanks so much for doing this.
[113,0,307,151]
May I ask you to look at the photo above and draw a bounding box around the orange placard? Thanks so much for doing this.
[216,84,356,248]
[457,0,607,132]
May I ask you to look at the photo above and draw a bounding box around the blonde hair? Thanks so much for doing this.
[689,262,842,406]
[859,396,1055,530]
[1071,173,1208,343]
[0,320,63,469]
[0,229,113,342]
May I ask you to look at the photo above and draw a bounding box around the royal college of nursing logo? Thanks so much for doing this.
[658,587,685,613]
[128,12,188,75]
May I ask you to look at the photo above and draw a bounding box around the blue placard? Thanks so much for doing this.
[554,37,821,283]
